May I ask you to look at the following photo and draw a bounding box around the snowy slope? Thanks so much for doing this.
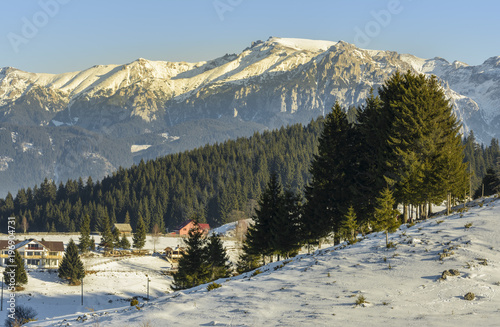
[26,196,500,327]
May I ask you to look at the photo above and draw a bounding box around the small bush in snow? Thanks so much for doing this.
[251,269,263,277]
[355,295,367,306]
[386,242,396,249]
[207,282,222,291]
[130,298,139,306]
[464,292,475,301]
[464,222,473,230]
[4,305,37,326]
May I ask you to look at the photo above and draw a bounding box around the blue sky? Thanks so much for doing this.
[1,0,499,74]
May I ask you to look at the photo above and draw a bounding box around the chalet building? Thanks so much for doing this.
[0,238,64,268]
[174,220,210,236]
[113,223,133,236]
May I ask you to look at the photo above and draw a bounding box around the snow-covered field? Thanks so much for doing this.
[3,197,500,326]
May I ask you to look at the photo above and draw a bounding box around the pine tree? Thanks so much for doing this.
[120,235,131,249]
[100,217,114,251]
[340,206,358,244]
[112,227,121,248]
[133,214,146,249]
[58,239,85,285]
[380,71,467,219]
[373,188,400,247]
[78,215,92,253]
[245,172,283,259]
[206,233,231,280]
[303,102,355,245]
[172,224,210,290]
[3,250,28,290]
[270,189,302,259]
[236,243,261,274]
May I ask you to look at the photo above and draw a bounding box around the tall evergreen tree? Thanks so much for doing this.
[133,214,146,249]
[58,239,85,285]
[245,172,283,259]
[3,250,28,290]
[78,215,92,253]
[380,71,467,219]
[206,233,231,280]
[100,217,114,250]
[172,224,210,290]
[303,102,355,245]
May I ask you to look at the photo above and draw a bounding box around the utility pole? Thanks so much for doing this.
[81,278,84,306]
[147,277,150,302]
[1,276,3,311]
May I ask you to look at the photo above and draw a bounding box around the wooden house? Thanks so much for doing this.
[113,223,133,236]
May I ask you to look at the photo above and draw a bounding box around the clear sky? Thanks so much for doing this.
[1,0,499,74]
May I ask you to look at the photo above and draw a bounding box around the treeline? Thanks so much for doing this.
[463,131,500,193]
[0,120,323,233]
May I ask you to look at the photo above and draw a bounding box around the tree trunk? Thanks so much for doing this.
[385,231,389,248]
[403,205,408,224]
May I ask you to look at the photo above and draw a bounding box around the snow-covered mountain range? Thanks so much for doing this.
[1,37,499,195]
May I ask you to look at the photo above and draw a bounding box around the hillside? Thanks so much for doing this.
[1,37,500,196]
[26,196,500,326]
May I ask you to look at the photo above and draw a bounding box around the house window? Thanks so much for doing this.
[26,252,33,256]
[49,252,58,256]
[27,259,39,265]
[28,244,42,249]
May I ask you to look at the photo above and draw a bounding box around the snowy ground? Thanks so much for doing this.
[0,231,240,325]
[4,197,500,326]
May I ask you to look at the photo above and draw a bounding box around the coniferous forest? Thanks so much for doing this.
[0,119,323,233]
[0,71,499,236]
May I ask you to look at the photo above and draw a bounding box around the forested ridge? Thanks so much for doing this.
[0,120,323,233]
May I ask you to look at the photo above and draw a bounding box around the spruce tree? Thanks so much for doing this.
[78,215,92,253]
[3,250,28,290]
[133,214,146,249]
[245,172,282,259]
[100,217,114,251]
[206,233,231,280]
[303,102,355,245]
[112,227,121,248]
[172,224,210,290]
[236,243,261,274]
[270,189,302,259]
[373,188,400,247]
[120,235,131,249]
[340,206,358,244]
[380,71,467,219]
[58,239,85,285]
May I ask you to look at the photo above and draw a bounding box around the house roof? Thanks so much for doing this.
[0,239,64,252]
[113,223,133,232]
[39,240,65,252]
[174,220,210,231]
[199,224,210,230]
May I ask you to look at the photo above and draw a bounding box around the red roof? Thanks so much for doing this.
[198,223,210,230]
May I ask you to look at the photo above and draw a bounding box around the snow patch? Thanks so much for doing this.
[131,144,152,153]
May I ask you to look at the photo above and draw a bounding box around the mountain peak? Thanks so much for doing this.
[264,37,338,52]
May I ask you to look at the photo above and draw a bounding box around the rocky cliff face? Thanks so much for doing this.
[1,37,499,196]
